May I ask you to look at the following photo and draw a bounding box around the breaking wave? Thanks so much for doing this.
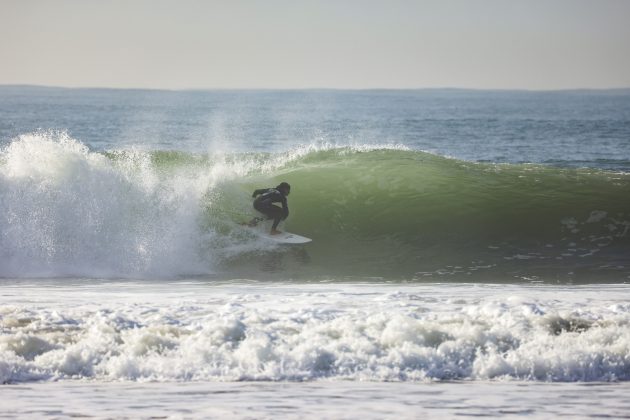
[1,131,629,281]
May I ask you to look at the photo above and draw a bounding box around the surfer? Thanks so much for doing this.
[248,182,290,235]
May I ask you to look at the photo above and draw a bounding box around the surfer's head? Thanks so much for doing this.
[277,182,291,196]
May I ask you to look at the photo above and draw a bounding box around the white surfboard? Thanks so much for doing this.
[265,231,312,244]
[240,221,312,244]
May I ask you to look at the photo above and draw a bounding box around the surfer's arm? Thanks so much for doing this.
[281,197,289,219]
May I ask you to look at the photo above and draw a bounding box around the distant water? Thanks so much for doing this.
[1,86,630,417]
[2,86,630,169]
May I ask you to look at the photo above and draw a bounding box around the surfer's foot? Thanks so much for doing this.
[270,229,282,235]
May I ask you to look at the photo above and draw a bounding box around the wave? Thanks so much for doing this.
[1,132,629,281]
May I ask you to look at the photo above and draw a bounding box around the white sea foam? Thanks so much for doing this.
[0,132,223,277]
[1,282,629,383]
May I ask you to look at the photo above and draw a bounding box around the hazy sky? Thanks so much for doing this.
[1,0,629,89]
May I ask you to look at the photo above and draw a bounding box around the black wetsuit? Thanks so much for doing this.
[252,188,289,230]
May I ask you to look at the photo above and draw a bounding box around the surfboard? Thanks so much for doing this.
[265,231,312,244]
[240,221,312,244]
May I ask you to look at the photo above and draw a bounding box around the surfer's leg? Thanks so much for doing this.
[252,201,271,225]
[268,206,283,232]
[253,202,282,231]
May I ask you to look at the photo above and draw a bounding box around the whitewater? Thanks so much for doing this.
[1,87,630,418]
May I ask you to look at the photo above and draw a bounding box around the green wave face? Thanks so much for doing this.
[209,149,630,282]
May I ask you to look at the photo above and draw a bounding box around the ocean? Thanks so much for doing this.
[1,86,630,418]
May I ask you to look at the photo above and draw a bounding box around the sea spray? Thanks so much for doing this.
[0,132,212,277]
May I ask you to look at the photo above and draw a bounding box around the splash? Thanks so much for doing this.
[0,132,213,277]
